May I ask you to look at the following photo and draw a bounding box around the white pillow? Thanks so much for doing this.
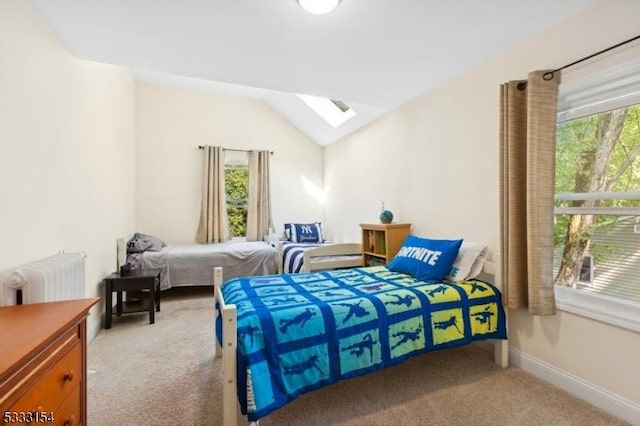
[446,242,489,282]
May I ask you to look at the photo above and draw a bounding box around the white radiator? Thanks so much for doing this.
[1,253,86,306]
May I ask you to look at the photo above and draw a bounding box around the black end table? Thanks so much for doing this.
[104,269,162,329]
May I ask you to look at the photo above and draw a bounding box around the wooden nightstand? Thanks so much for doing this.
[360,223,411,266]
[104,269,162,329]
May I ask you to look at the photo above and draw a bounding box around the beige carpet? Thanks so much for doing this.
[87,287,628,426]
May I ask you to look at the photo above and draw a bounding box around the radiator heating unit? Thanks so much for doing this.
[1,252,86,306]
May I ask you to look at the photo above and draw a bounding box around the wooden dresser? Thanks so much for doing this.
[0,298,99,426]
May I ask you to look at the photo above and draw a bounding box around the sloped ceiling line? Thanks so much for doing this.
[29,0,597,145]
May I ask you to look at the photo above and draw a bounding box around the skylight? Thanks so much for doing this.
[297,94,356,128]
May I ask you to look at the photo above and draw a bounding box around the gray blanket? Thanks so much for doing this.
[142,241,279,290]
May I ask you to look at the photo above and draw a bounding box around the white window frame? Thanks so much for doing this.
[554,55,640,333]
[555,286,640,333]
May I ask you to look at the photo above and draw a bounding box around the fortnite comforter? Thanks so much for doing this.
[218,266,507,421]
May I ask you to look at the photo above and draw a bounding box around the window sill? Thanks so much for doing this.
[555,285,640,333]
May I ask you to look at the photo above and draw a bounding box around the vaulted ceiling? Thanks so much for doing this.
[29,0,596,145]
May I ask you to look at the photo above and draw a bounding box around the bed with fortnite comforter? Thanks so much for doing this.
[217,264,507,422]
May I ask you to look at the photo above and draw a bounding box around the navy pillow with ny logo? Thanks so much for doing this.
[286,222,324,243]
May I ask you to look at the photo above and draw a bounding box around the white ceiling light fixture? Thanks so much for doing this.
[298,0,340,15]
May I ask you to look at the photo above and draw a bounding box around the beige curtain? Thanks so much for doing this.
[499,70,559,315]
[196,146,230,243]
[246,150,273,241]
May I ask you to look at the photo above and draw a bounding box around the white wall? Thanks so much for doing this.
[0,0,136,334]
[135,82,325,243]
[324,0,640,411]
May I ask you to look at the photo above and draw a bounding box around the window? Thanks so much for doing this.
[224,151,249,238]
[297,94,356,128]
[554,56,640,332]
[578,253,593,285]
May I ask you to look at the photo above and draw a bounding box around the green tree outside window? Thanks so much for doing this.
[554,105,640,294]
[225,164,249,238]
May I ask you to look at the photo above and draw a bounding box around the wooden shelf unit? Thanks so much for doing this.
[360,223,411,266]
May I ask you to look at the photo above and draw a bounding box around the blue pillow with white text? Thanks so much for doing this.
[386,235,463,283]
[285,222,324,243]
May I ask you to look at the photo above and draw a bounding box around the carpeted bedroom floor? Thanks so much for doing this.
[87,287,629,426]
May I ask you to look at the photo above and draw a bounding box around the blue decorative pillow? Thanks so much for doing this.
[285,222,324,243]
[386,235,463,283]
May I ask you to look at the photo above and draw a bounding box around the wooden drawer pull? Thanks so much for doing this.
[63,370,75,382]
[63,415,75,426]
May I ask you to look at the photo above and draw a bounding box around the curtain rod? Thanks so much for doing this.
[198,146,273,154]
[542,34,640,81]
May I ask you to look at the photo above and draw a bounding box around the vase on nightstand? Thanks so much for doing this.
[379,201,394,224]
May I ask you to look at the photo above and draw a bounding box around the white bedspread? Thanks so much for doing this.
[142,241,278,290]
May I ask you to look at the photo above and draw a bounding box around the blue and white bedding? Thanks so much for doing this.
[281,241,325,273]
[218,265,507,422]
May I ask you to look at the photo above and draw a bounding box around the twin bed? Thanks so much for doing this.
[117,231,508,426]
[264,233,363,273]
[214,245,509,426]
[116,236,280,290]
[116,234,363,289]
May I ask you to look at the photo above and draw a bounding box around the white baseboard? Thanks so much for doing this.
[87,313,103,343]
[509,346,640,425]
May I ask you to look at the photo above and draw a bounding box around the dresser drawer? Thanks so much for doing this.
[10,340,82,414]
[0,299,98,426]
[52,384,80,426]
